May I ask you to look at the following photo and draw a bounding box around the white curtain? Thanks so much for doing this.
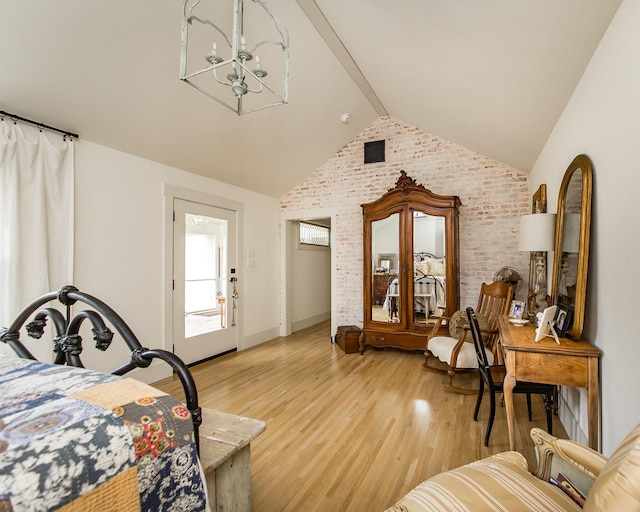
[0,120,74,354]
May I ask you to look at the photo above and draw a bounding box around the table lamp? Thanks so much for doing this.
[519,213,556,319]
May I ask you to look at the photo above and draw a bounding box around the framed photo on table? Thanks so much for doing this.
[554,304,574,338]
[535,305,558,343]
[509,300,526,320]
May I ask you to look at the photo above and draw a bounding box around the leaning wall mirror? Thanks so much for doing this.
[550,154,593,339]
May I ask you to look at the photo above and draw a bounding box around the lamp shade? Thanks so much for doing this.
[518,213,556,252]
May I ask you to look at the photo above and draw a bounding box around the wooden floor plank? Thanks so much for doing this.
[154,320,567,511]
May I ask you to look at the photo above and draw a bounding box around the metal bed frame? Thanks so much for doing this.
[0,285,202,451]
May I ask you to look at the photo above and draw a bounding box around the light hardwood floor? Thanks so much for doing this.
[154,320,567,512]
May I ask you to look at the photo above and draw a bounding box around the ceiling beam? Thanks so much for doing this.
[296,0,388,117]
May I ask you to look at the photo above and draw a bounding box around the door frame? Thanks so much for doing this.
[280,207,337,338]
[163,184,244,355]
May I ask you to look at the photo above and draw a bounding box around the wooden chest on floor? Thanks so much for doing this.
[336,325,361,354]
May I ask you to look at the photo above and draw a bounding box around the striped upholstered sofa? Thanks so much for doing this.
[386,424,640,511]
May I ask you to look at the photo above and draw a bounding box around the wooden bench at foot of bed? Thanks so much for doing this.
[199,408,266,512]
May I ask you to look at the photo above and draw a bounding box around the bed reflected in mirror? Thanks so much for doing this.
[413,211,446,324]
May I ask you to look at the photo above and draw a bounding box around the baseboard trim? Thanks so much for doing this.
[292,312,330,333]
[558,391,589,446]
[242,326,280,350]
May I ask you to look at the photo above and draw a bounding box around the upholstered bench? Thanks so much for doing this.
[386,424,640,511]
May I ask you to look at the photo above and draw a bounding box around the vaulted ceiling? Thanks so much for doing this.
[0,1,621,198]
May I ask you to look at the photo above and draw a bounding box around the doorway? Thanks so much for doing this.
[173,198,238,364]
[280,211,336,337]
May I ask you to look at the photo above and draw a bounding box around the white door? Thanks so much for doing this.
[173,198,238,364]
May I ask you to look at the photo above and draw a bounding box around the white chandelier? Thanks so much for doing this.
[180,0,289,115]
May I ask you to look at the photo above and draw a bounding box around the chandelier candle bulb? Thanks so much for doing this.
[204,42,222,65]
[254,56,267,78]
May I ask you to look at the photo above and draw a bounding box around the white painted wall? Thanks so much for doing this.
[529,0,637,455]
[72,140,280,382]
[290,221,331,331]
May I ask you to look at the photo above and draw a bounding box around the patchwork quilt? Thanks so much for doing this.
[0,355,208,512]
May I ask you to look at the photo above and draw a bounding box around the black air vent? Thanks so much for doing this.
[364,140,385,164]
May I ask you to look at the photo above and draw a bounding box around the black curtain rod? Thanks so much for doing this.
[0,110,79,139]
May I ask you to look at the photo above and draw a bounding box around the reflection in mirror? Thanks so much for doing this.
[558,172,581,301]
[557,170,582,310]
[371,213,400,323]
[551,155,592,339]
[413,211,446,323]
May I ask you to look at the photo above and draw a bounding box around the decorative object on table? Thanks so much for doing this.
[377,253,396,273]
[534,305,559,343]
[179,0,289,115]
[508,300,526,320]
[519,206,556,321]
[493,266,523,295]
[554,304,574,338]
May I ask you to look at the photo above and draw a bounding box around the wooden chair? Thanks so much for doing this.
[466,306,554,446]
[424,280,513,393]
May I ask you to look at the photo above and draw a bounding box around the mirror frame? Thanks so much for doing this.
[550,154,593,339]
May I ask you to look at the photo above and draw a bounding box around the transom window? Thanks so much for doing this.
[299,221,330,247]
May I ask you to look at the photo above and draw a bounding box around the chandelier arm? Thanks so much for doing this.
[212,68,235,88]
[245,82,264,94]
[187,15,232,48]
[253,0,289,48]
[248,73,285,100]
[186,0,203,17]
[250,38,287,54]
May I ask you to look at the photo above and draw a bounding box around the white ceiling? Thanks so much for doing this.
[0,1,621,198]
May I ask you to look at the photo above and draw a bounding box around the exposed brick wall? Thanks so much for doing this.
[281,117,530,327]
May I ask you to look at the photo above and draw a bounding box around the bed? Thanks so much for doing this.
[0,354,208,511]
[0,286,208,511]
[383,253,447,320]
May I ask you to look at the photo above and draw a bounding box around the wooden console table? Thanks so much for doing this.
[497,315,601,452]
[199,408,266,511]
